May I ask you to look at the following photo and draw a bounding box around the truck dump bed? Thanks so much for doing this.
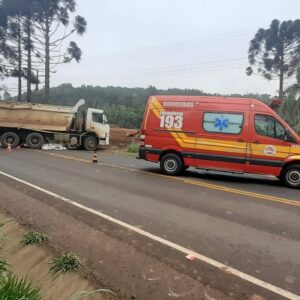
[0,100,85,132]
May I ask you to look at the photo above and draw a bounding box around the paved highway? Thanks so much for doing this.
[0,148,299,298]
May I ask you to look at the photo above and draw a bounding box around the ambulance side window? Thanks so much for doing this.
[203,112,244,134]
[254,115,286,140]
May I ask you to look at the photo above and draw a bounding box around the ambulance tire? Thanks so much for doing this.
[282,164,300,189]
[160,153,183,176]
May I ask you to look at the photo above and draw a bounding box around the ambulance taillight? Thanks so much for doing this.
[140,129,146,146]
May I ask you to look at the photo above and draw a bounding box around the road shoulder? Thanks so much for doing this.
[0,176,280,300]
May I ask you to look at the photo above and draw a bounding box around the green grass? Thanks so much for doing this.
[127,141,139,153]
[0,259,9,279]
[50,252,82,276]
[21,231,49,247]
[0,274,41,300]
[0,220,11,241]
[70,289,117,299]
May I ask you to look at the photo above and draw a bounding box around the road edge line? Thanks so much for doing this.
[0,170,299,300]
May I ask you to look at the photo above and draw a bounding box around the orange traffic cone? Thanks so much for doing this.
[92,151,98,163]
[6,143,12,153]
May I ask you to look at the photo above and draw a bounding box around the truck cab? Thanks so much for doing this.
[86,108,110,146]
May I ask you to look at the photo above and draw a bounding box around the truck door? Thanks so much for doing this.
[86,109,108,141]
[247,113,291,175]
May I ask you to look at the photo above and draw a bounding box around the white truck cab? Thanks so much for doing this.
[86,108,110,146]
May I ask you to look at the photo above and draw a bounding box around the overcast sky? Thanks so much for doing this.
[6,0,300,96]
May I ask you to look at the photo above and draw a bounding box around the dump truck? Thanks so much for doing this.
[0,99,110,150]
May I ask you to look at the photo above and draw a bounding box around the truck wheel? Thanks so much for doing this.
[281,164,300,189]
[160,153,183,176]
[0,132,20,148]
[83,136,98,151]
[26,133,45,149]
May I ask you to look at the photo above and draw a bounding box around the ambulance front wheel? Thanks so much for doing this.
[282,164,300,189]
[160,153,183,176]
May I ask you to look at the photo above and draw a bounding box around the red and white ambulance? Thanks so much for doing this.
[138,95,300,188]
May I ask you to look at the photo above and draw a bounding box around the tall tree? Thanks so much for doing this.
[278,67,300,134]
[246,19,300,99]
[0,0,24,100]
[33,0,86,103]
[0,0,40,102]
[22,0,41,102]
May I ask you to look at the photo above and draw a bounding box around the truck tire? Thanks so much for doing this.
[83,136,98,151]
[0,132,20,148]
[26,132,45,149]
[160,153,183,176]
[281,164,300,189]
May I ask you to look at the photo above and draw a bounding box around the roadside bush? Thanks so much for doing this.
[127,141,139,153]
[21,231,49,247]
[50,252,82,276]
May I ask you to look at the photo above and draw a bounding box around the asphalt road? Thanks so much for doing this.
[0,148,299,298]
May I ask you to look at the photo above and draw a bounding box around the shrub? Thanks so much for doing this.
[21,231,49,247]
[127,141,139,153]
[50,252,82,276]
[0,274,41,300]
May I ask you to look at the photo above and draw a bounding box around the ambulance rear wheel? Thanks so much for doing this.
[160,153,183,176]
[282,164,300,189]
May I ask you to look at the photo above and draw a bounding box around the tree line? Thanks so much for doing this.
[1,15,300,132]
[0,0,86,103]
[24,83,273,129]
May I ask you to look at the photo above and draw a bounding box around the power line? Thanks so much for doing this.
[90,27,260,60]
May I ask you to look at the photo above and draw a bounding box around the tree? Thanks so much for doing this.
[22,0,41,102]
[0,0,41,102]
[0,0,24,101]
[285,67,300,99]
[246,19,300,99]
[279,67,300,134]
[3,90,11,100]
[33,0,87,103]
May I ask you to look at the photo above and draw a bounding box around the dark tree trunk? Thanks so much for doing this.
[17,17,22,102]
[44,16,50,104]
[26,16,32,103]
[279,42,285,100]
[279,70,284,100]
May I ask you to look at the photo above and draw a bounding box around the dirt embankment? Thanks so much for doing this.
[109,126,139,149]
[0,213,114,300]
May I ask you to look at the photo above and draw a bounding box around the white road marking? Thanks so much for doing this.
[0,170,299,300]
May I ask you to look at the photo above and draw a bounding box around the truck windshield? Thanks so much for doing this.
[92,113,103,124]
